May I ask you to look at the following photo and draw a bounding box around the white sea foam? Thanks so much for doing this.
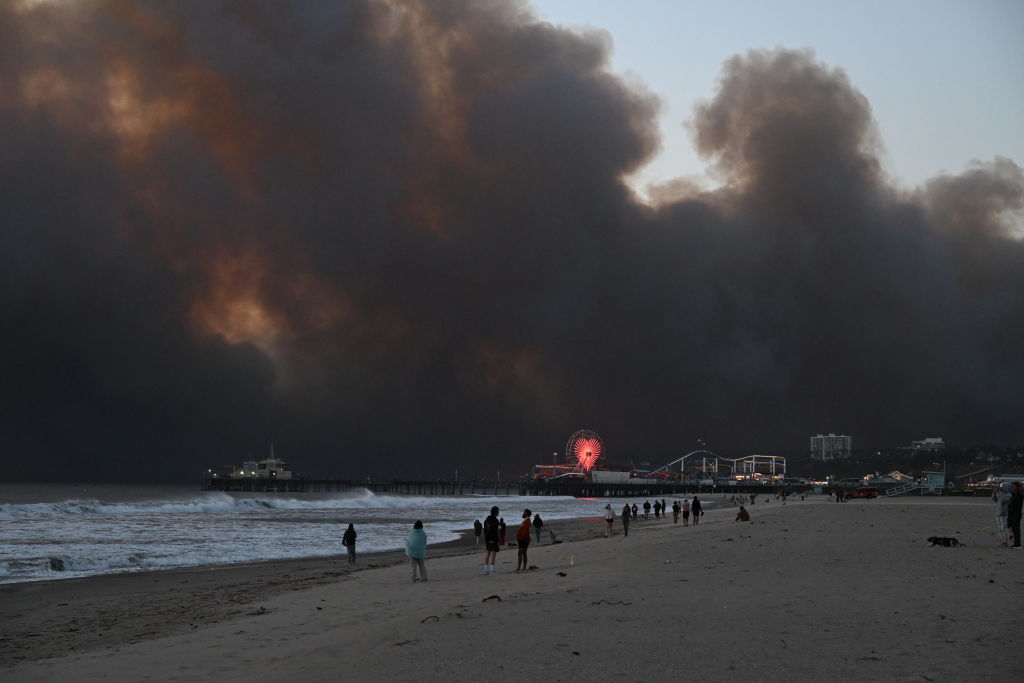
[0,490,581,519]
[0,483,703,583]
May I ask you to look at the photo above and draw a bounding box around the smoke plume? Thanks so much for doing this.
[1,1,1021,481]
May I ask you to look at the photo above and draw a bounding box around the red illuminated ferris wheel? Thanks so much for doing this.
[565,429,604,474]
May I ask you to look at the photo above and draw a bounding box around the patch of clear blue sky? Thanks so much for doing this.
[530,0,1024,194]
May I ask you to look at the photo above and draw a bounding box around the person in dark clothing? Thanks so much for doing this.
[498,518,507,545]
[622,503,631,536]
[631,503,639,519]
[643,500,651,520]
[1008,482,1023,549]
[653,500,661,519]
[672,501,680,523]
[342,523,357,564]
[473,519,483,548]
[691,497,702,525]
[533,513,544,543]
[483,506,500,574]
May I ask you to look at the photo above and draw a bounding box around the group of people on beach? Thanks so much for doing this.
[482,506,535,574]
[601,497,705,537]
[473,511,547,548]
[341,519,429,581]
[341,485,1021,585]
[340,505,541,583]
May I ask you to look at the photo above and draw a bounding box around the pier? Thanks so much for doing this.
[201,477,796,497]
[519,479,789,497]
[201,478,518,496]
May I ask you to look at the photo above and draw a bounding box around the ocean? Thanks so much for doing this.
[0,483,707,584]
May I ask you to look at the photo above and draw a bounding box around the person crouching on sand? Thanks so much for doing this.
[604,504,614,537]
[516,509,532,572]
[342,523,357,564]
[406,520,428,582]
[735,505,750,522]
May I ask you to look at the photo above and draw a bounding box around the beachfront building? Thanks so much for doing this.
[810,433,852,461]
[912,437,945,451]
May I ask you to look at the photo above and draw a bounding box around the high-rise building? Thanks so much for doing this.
[810,433,852,460]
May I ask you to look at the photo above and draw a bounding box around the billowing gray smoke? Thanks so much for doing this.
[1,1,1021,481]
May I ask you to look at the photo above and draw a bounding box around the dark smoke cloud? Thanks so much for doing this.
[1,1,1021,482]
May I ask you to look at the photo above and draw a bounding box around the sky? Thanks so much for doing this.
[531,0,1024,198]
[1,0,1022,483]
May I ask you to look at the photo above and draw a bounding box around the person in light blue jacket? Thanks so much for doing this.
[405,520,428,582]
[994,482,1011,547]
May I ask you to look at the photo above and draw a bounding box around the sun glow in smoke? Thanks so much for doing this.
[187,248,284,355]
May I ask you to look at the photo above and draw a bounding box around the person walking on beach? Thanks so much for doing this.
[405,520,428,582]
[483,506,500,574]
[498,517,507,546]
[604,504,615,537]
[533,513,544,543]
[643,500,651,520]
[342,523,357,564]
[473,519,483,548]
[682,498,690,526]
[691,496,702,525]
[653,500,661,519]
[672,501,680,524]
[622,504,631,536]
[1008,482,1023,549]
[516,509,532,572]
[994,482,1012,547]
[631,503,638,520]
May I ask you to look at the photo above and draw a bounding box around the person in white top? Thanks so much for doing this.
[603,504,614,537]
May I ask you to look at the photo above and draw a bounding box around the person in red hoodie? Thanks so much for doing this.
[516,509,532,572]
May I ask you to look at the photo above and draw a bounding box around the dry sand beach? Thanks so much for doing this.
[2,496,1021,682]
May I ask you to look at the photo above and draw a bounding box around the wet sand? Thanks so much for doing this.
[3,496,1021,682]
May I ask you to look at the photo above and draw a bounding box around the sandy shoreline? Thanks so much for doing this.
[0,511,617,665]
[3,496,1021,682]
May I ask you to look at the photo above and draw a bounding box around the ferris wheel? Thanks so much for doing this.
[565,429,604,474]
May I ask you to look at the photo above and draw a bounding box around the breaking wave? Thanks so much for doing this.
[0,490,576,519]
